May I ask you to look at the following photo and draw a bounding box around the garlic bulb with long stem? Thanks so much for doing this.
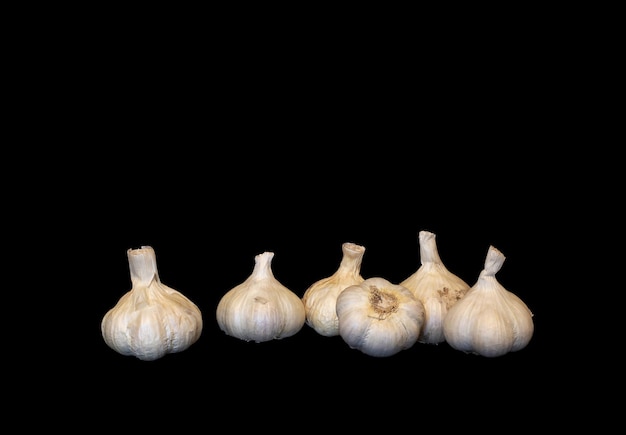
[101,246,203,361]
[302,242,366,337]
[400,230,470,344]
[336,277,425,357]
[216,251,305,343]
[443,245,534,357]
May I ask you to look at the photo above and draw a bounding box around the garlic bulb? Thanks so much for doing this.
[400,230,470,344]
[302,242,366,337]
[336,277,425,357]
[443,245,534,357]
[101,246,203,361]
[216,251,305,343]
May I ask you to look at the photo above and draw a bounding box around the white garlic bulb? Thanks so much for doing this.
[443,245,534,357]
[302,242,366,337]
[400,230,470,344]
[336,277,425,357]
[216,251,305,343]
[101,246,203,361]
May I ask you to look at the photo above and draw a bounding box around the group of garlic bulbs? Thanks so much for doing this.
[300,242,425,357]
[298,231,533,358]
[102,233,534,361]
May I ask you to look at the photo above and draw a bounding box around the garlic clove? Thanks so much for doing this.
[400,230,470,344]
[336,277,425,357]
[301,242,366,337]
[101,246,203,361]
[216,251,306,343]
[442,245,534,357]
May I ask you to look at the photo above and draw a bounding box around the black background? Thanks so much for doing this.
[28,14,584,430]
[73,114,561,428]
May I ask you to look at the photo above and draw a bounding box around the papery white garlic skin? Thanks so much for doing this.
[101,246,203,361]
[216,251,305,343]
[336,277,425,357]
[443,245,534,358]
[302,242,366,337]
[400,230,470,344]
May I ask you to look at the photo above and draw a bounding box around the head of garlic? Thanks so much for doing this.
[101,246,203,361]
[216,251,305,343]
[336,277,425,357]
[443,245,534,357]
[400,230,470,344]
[301,242,366,337]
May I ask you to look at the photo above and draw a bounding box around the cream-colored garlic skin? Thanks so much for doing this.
[400,230,470,344]
[336,277,425,357]
[443,245,534,358]
[302,242,366,337]
[216,251,305,343]
[101,246,203,361]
